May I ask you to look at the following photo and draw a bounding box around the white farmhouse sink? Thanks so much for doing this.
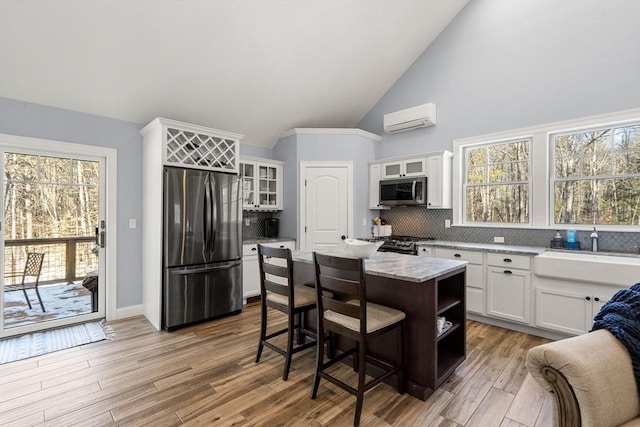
[534,251,640,287]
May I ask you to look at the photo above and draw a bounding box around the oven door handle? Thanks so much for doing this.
[412,180,417,201]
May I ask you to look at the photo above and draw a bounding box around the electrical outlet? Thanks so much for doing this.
[445,219,451,228]
[494,236,505,243]
[129,219,137,229]
[244,218,250,226]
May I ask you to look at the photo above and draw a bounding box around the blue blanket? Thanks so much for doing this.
[592,282,640,395]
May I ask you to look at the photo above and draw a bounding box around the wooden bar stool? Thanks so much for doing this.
[255,244,317,380]
[311,252,405,426]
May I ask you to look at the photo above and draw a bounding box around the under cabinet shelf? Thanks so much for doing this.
[437,296,461,315]
[436,320,461,342]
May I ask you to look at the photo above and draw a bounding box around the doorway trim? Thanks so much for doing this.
[299,161,353,250]
[0,133,117,332]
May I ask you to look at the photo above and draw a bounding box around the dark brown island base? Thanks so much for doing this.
[291,249,467,401]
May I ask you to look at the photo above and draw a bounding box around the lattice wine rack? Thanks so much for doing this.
[165,127,239,172]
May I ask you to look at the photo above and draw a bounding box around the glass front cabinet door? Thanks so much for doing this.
[240,158,283,210]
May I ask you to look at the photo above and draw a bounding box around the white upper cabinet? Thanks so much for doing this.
[381,157,426,179]
[368,163,390,210]
[140,117,243,173]
[240,157,283,211]
[425,151,452,209]
[372,151,452,209]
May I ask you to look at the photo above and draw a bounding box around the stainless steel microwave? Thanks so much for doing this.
[379,176,427,206]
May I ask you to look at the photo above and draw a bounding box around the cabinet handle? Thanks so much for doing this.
[454,253,461,258]
[503,258,512,263]
[503,270,512,274]
[585,296,591,301]
[594,297,600,302]
[251,247,257,251]
[279,245,284,249]
[422,248,427,252]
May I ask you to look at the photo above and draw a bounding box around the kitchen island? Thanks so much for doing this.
[291,249,467,401]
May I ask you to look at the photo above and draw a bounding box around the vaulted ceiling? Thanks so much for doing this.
[0,0,468,148]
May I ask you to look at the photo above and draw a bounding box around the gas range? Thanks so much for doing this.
[371,235,435,256]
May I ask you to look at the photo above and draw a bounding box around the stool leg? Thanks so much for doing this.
[354,340,366,426]
[311,324,325,399]
[397,322,404,394]
[283,309,295,381]
[255,300,267,363]
[295,312,304,345]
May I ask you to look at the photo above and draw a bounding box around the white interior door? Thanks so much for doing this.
[300,162,353,251]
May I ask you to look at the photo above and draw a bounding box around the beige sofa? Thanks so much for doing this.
[526,329,640,427]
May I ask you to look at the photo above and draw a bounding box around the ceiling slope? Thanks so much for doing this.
[0,0,467,148]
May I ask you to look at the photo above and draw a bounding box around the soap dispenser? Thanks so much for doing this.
[564,228,580,249]
[551,231,563,248]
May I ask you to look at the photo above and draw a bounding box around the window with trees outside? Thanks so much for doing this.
[4,152,100,282]
[463,138,530,224]
[551,123,640,226]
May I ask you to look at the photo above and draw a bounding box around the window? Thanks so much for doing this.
[463,138,531,224]
[453,109,640,230]
[551,123,640,226]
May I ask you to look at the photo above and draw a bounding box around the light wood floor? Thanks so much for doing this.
[0,304,554,426]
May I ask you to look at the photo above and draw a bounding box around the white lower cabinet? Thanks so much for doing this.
[417,245,433,257]
[242,245,260,299]
[535,285,619,335]
[242,240,295,300]
[487,268,530,324]
[486,252,531,324]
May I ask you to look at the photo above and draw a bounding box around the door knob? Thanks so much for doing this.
[341,235,346,240]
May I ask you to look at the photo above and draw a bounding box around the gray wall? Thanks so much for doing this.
[356,0,640,249]
[359,0,640,158]
[239,143,273,159]
[0,97,143,308]
[273,135,298,241]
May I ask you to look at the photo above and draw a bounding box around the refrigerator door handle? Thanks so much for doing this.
[210,174,218,252]
[169,260,242,275]
[203,174,212,255]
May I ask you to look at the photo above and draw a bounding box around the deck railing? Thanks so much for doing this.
[4,236,98,285]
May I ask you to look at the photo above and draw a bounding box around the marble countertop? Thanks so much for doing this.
[243,237,295,245]
[416,240,546,255]
[291,249,466,283]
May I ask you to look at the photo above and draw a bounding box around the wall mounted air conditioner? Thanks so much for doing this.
[383,103,436,134]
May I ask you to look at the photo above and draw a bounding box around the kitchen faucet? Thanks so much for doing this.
[590,227,598,252]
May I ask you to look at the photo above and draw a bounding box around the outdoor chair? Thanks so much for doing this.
[4,252,46,312]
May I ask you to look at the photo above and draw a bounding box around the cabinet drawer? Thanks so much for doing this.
[486,253,530,270]
[243,244,258,256]
[434,248,483,264]
[261,240,295,250]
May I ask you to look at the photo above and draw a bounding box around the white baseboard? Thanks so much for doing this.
[115,304,144,320]
[467,313,571,341]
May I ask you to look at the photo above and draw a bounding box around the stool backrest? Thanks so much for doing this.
[257,244,294,304]
[313,253,367,338]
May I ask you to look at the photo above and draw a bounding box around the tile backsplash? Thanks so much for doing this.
[242,211,275,240]
[378,207,640,254]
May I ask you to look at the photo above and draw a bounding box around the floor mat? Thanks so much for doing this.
[0,321,106,364]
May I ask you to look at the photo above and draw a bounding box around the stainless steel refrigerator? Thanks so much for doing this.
[163,166,243,330]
